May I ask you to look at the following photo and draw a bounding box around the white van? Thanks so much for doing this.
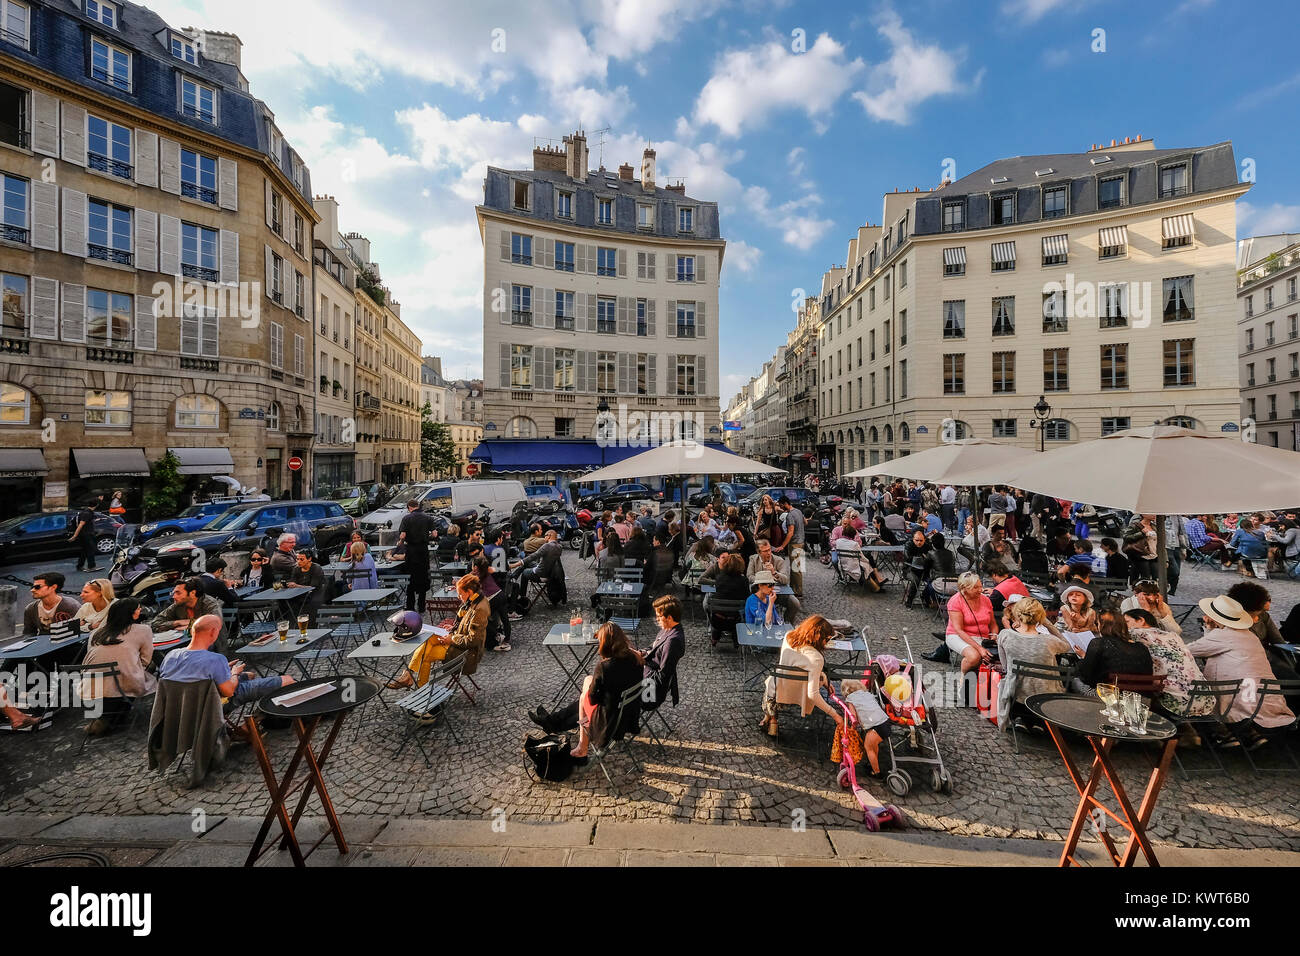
[359,479,527,532]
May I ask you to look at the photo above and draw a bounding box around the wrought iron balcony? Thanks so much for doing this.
[181,181,218,204]
[182,263,219,282]
[88,152,133,180]
[89,244,133,266]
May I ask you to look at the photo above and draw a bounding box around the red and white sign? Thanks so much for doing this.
[466,463,479,476]
[287,456,303,472]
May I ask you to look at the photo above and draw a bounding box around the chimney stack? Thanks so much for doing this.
[563,130,588,183]
[641,147,656,192]
[533,144,565,173]
[618,163,634,181]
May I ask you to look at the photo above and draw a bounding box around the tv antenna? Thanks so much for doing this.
[592,127,612,167]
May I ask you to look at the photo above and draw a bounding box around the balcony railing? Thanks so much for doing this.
[180,356,219,372]
[88,152,133,180]
[555,316,574,331]
[271,290,282,304]
[511,311,533,326]
[181,103,215,123]
[89,244,133,266]
[85,346,134,364]
[182,263,219,282]
[91,67,130,91]
[1,223,29,244]
[0,123,29,149]
[181,181,218,204]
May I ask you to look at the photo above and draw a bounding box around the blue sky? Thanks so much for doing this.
[145,0,1299,405]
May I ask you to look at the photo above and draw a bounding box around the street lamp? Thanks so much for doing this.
[595,397,611,468]
[1028,394,1052,452]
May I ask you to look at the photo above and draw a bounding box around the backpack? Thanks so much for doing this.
[524,733,575,782]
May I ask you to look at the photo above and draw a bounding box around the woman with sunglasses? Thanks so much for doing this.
[240,549,275,591]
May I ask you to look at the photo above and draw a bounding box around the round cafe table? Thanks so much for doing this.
[244,675,380,868]
[1026,693,1177,868]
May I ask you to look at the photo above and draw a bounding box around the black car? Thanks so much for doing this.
[738,487,819,521]
[0,510,124,565]
[145,500,354,557]
[577,483,662,512]
[687,482,757,508]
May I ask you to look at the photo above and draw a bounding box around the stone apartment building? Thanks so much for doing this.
[0,3,317,518]
[476,130,723,450]
[782,295,819,474]
[380,293,420,484]
[815,137,1247,474]
[1237,233,1300,450]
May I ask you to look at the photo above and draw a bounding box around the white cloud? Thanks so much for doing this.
[787,146,806,177]
[552,85,635,128]
[999,0,1080,22]
[852,10,971,124]
[396,105,538,201]
[1237,201,1300,237]
[586,0,727,59]
[693,33,864,137]
[724,240,763,274]
[743,186,833,250]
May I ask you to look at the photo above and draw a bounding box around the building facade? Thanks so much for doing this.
[783,296,820,473]
[477,131,723,447]
[0,5,318,518]
[446,419,481,478]
[815,137,1248,475]
[310,222,355,494]
[1237,234,1300,450]
[380,298,420,483]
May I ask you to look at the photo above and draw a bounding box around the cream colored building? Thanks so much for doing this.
[447,419,482,479]
[476,131,723,444]
[380,298,421,483]
[815,138,1248,474]
[309,198,356,493]
[1237,234,1300,450]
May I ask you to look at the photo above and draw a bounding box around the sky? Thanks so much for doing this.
[143,0,1300,408]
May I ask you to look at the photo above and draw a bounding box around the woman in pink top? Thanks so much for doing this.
[945,572,997,675]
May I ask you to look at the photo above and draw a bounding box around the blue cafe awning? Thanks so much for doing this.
[469,439,732,475]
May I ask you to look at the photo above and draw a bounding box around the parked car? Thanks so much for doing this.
[0,510,124,565]
[145,500,354,557]
[738,487,819,521]
[135,496,268,542]
[327,486,368,517]
[687,482,757,508]
[359,480,527,533]
[524,484,566,510]
[576,483,662,512]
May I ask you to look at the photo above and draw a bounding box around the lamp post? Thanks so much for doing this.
[1028,394,1052,452]
[595,397,611,469]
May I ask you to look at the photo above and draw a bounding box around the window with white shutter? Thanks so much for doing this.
[270,321,283,368]
[293,333,304,375]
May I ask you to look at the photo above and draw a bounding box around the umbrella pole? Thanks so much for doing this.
[1156,514,1169,598]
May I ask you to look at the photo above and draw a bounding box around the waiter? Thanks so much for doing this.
[70,496,102,572]
[398,498,435,613]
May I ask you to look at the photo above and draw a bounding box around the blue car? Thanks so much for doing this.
[135,499,250,541]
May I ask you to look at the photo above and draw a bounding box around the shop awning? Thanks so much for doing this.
[991,241,1017,264]
[72,447,150,478]
[469,439,734,475]
[1098,225,1128,248]
[0,448,48,478]
[169,446,236,476]
[1162,214,1194,241]
[1041,234,1068,257]
[942,247,966,267]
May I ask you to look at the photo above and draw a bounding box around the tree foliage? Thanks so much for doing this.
[143,450,186,519]
[420,403,460,478]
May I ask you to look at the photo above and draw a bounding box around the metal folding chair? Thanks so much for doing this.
[705,597,744,650]
[765,664,829,752]
[393,656,464,767]
[637,674,680,757]
[602,593,640,635]
[1242,679,1300,772]
[589,681,647,792]
[1162,679,1244,778]
[375,574,408,614]
[1007,660,1075,754]
[57,662,151,753]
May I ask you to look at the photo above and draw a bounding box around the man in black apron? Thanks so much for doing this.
[398,498,434,613]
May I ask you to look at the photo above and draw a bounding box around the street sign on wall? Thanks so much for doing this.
[287,456,303,472]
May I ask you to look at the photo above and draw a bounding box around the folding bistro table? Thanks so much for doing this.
[238,628,335,678]
[244,675,380,867]
[242,585,317,620]
[1026,693,1177,867]
[542,623,598,707]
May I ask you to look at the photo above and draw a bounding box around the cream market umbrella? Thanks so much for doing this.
[955,425,1300,594]
[844,437,1036,484]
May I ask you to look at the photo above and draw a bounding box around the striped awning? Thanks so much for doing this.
[1098,225,1128,248]
[1041,234,1069,257]
[1162,214,1194,240]
[991,241,1017,263]
[943,247,966,267]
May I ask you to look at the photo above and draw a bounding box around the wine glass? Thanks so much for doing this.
[277,620,290,643]
[1122,692,1150,735]
[1096,683,1120,720]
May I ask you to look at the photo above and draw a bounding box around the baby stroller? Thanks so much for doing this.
[861,630,953,797]
[826,681,905,832]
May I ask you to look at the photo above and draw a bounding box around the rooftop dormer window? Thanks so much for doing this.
[86,0,116,28]
[1,1,29,50]
[171,33,198,65]
[90,37,131,91]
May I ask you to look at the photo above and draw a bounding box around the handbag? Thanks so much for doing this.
[524,732,575,782]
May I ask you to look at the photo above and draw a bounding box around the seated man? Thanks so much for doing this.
[513,530,565,614]
[634,595,685,711]
[1098,537,1131,582]
[152,578,224,649]
[980,526,1019,571]
[198,557,240,606]
[285,550,327,624]
[745,539,803,620]
[158,613,293,707]
[521,524,546,555]
[268,533,298,579]
[23,572,81,635]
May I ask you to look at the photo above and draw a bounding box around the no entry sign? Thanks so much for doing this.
[287,456,303,471]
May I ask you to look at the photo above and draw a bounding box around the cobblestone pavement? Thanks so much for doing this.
[2,550,1298,851]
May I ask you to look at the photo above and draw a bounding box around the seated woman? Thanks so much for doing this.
[923,531,959,606]
[1122,607,1212,722]
[1071,603,1154,695]
[338,530,367,563]
[241,549,275,590]
[1185,594,1295,749]
[961,515,991,552]
[473,555,511,653]
[73,578,116,633]
[343,541,379,591]
[996,597,1070,733]
[1058,584,1100,652]
[1017,534,1050,576]
[1267,519,1300,572]
[682,534,716,587]
[596,528,625,574]
[1226,517,1269,576]
[901,529,934,610]
[759,615,844,737]
[529,622,644,761]
[78,598,158,736]
[388,573,489,689]
[945,572,998,678]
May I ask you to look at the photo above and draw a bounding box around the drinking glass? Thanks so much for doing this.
[1122,692,1150,735]
[277,620,290,643]
[1096,683,1120,719]
[297,614,310,639]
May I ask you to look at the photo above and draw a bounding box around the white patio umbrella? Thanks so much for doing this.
[955,425,1300,594]
[580,441,784,519]
[845,437,1037,483]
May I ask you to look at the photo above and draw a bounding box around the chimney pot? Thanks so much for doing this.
[618,163,634,181]
[641,147,656,192]
[1111,138,1117,147]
